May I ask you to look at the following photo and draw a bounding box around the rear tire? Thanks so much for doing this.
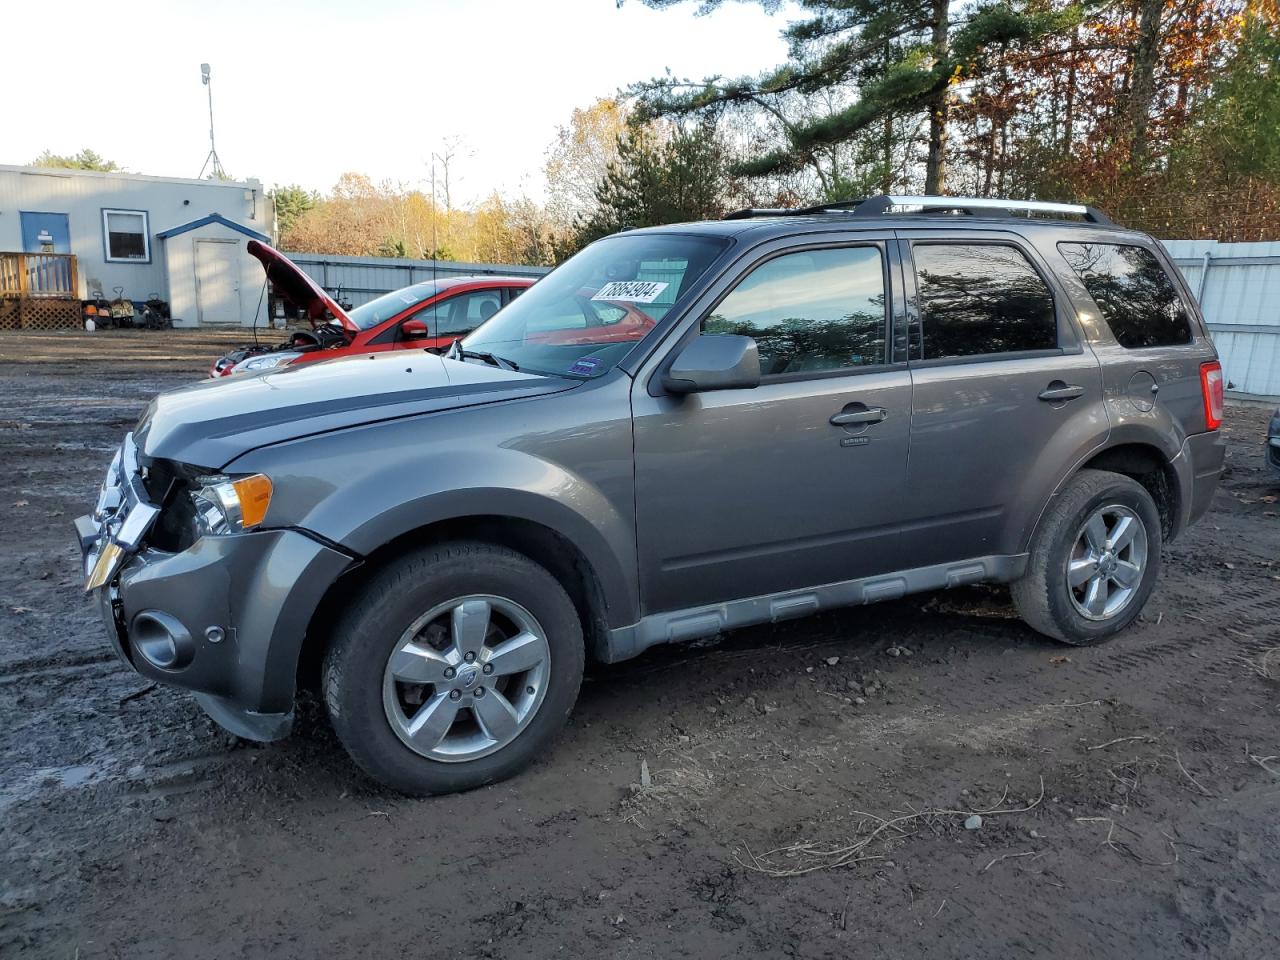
[322,541,584,795]
[1012,469,1162,645]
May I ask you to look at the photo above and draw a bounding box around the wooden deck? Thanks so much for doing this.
[0,252,79,299]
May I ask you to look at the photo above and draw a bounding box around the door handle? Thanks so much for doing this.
[831,406,887,426]
[1038,383,1085,403]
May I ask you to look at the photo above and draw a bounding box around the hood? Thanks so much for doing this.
[135,351,577,467]
[247,240,358,333]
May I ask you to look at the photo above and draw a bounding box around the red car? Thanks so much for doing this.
[210,241,536,377]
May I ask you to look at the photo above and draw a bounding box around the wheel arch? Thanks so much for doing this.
[1027,440,1182,553]
[297,511,623,695]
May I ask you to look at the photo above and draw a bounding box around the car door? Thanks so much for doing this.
[429,289,503,351]
[630,236,914,615]
[895,231,1105,567]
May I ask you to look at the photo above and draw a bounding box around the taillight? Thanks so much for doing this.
[1200,361,1223,430]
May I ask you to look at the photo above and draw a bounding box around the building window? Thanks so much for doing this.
[102,209,150,262]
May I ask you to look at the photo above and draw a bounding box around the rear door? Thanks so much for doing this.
[631,235,915,614]
[896,230,1105,566]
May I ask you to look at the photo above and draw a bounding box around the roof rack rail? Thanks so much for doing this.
[722,194,1114,225]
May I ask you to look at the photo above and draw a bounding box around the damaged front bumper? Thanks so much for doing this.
[76,435,354,741]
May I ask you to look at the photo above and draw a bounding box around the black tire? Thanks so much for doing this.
[322,540,584,795]
[1012,469,1162,645]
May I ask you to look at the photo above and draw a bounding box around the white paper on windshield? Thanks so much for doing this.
[591,281,669,304]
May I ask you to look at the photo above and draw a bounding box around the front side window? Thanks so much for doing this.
[462,233,729,378]
[702,246,887,376]
[426,290,503,335]
[1058,242,1192,348]
[102,209,149,262]
[913,243,1057,360]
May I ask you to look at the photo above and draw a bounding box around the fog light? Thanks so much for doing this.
[131,610,195,670]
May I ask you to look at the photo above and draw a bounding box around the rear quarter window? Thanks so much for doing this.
[1058,242,1193,348]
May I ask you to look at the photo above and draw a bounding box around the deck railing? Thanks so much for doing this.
[0,252,79,298]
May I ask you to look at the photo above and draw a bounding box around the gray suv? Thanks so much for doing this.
[77,195,1226,795]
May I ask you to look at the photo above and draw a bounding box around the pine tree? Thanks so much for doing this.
[634,0,1087,194]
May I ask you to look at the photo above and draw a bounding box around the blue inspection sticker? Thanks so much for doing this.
[569,357,603,376]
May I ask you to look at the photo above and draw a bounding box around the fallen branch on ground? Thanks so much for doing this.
[1075,817,1179,866]
[1087,736,1157,751]
[1171,748,1213,797]
[735,777,1045,877]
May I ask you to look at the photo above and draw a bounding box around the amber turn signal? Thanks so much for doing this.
[231,474,273,528]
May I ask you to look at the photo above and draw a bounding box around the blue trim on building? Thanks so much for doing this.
[156,213,269,243]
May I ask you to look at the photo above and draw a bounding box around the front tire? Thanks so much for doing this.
[1012,469,1162,645]
[322,541,584,795]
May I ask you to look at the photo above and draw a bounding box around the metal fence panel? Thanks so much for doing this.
[285,251,550,308]
[1163,240,1280,399]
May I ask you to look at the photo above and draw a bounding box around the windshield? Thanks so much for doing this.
[460,233,729,377]
[347,282,440,330]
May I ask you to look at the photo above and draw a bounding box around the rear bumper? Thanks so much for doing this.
[80,525,353,740]
[1173,430,1226,536]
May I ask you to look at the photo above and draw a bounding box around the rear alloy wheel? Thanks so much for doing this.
[1065,505,1148,622]
[323,542,583,795]
[1012,469,1162,645]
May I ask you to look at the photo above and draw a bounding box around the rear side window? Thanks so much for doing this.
[702,246,887,376]
[1058,242,1192,348]
[912,244,1057,360]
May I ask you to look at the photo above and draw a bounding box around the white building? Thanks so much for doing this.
[0,164,274,327]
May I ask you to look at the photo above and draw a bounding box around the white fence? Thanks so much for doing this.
[1163,240,1280,399]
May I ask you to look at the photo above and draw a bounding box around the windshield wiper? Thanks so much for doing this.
[449,341,519,371]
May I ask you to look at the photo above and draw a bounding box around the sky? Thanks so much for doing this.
[3,0,795,205]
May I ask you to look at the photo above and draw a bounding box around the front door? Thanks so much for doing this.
[196,239,242,325]
[897,233,1104,566]
[20,212,70,254]
[631,239,912,615]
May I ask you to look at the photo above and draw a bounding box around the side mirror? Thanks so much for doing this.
[402,319,429,339]
[663,334,761,394]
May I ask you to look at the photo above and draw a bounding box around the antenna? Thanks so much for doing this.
[198,62,227,180]
[430,155,438,287]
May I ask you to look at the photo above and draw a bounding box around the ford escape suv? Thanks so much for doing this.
[77,195,1225,795]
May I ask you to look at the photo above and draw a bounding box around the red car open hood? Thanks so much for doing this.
[247,240,357,333]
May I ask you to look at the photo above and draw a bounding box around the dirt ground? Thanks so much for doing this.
[2,328,1278,959]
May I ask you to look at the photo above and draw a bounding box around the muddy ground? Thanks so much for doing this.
[1,328,1278,959]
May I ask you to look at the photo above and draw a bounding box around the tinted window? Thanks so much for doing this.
[913,244,1057,360]
[1058,242,1192,348]
[702,247,887,376]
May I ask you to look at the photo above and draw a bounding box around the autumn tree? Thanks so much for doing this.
[544,99,629,229]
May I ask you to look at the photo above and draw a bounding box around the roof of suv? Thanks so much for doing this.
[626,195,1152,244]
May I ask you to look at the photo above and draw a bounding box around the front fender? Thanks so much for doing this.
[225,391,640,627]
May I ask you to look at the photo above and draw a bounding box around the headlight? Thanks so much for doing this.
[232,352,302,373]
[190,474,273,536]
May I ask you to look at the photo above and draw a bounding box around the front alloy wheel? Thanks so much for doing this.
[323,541,584,795]
[383,596,551,762]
